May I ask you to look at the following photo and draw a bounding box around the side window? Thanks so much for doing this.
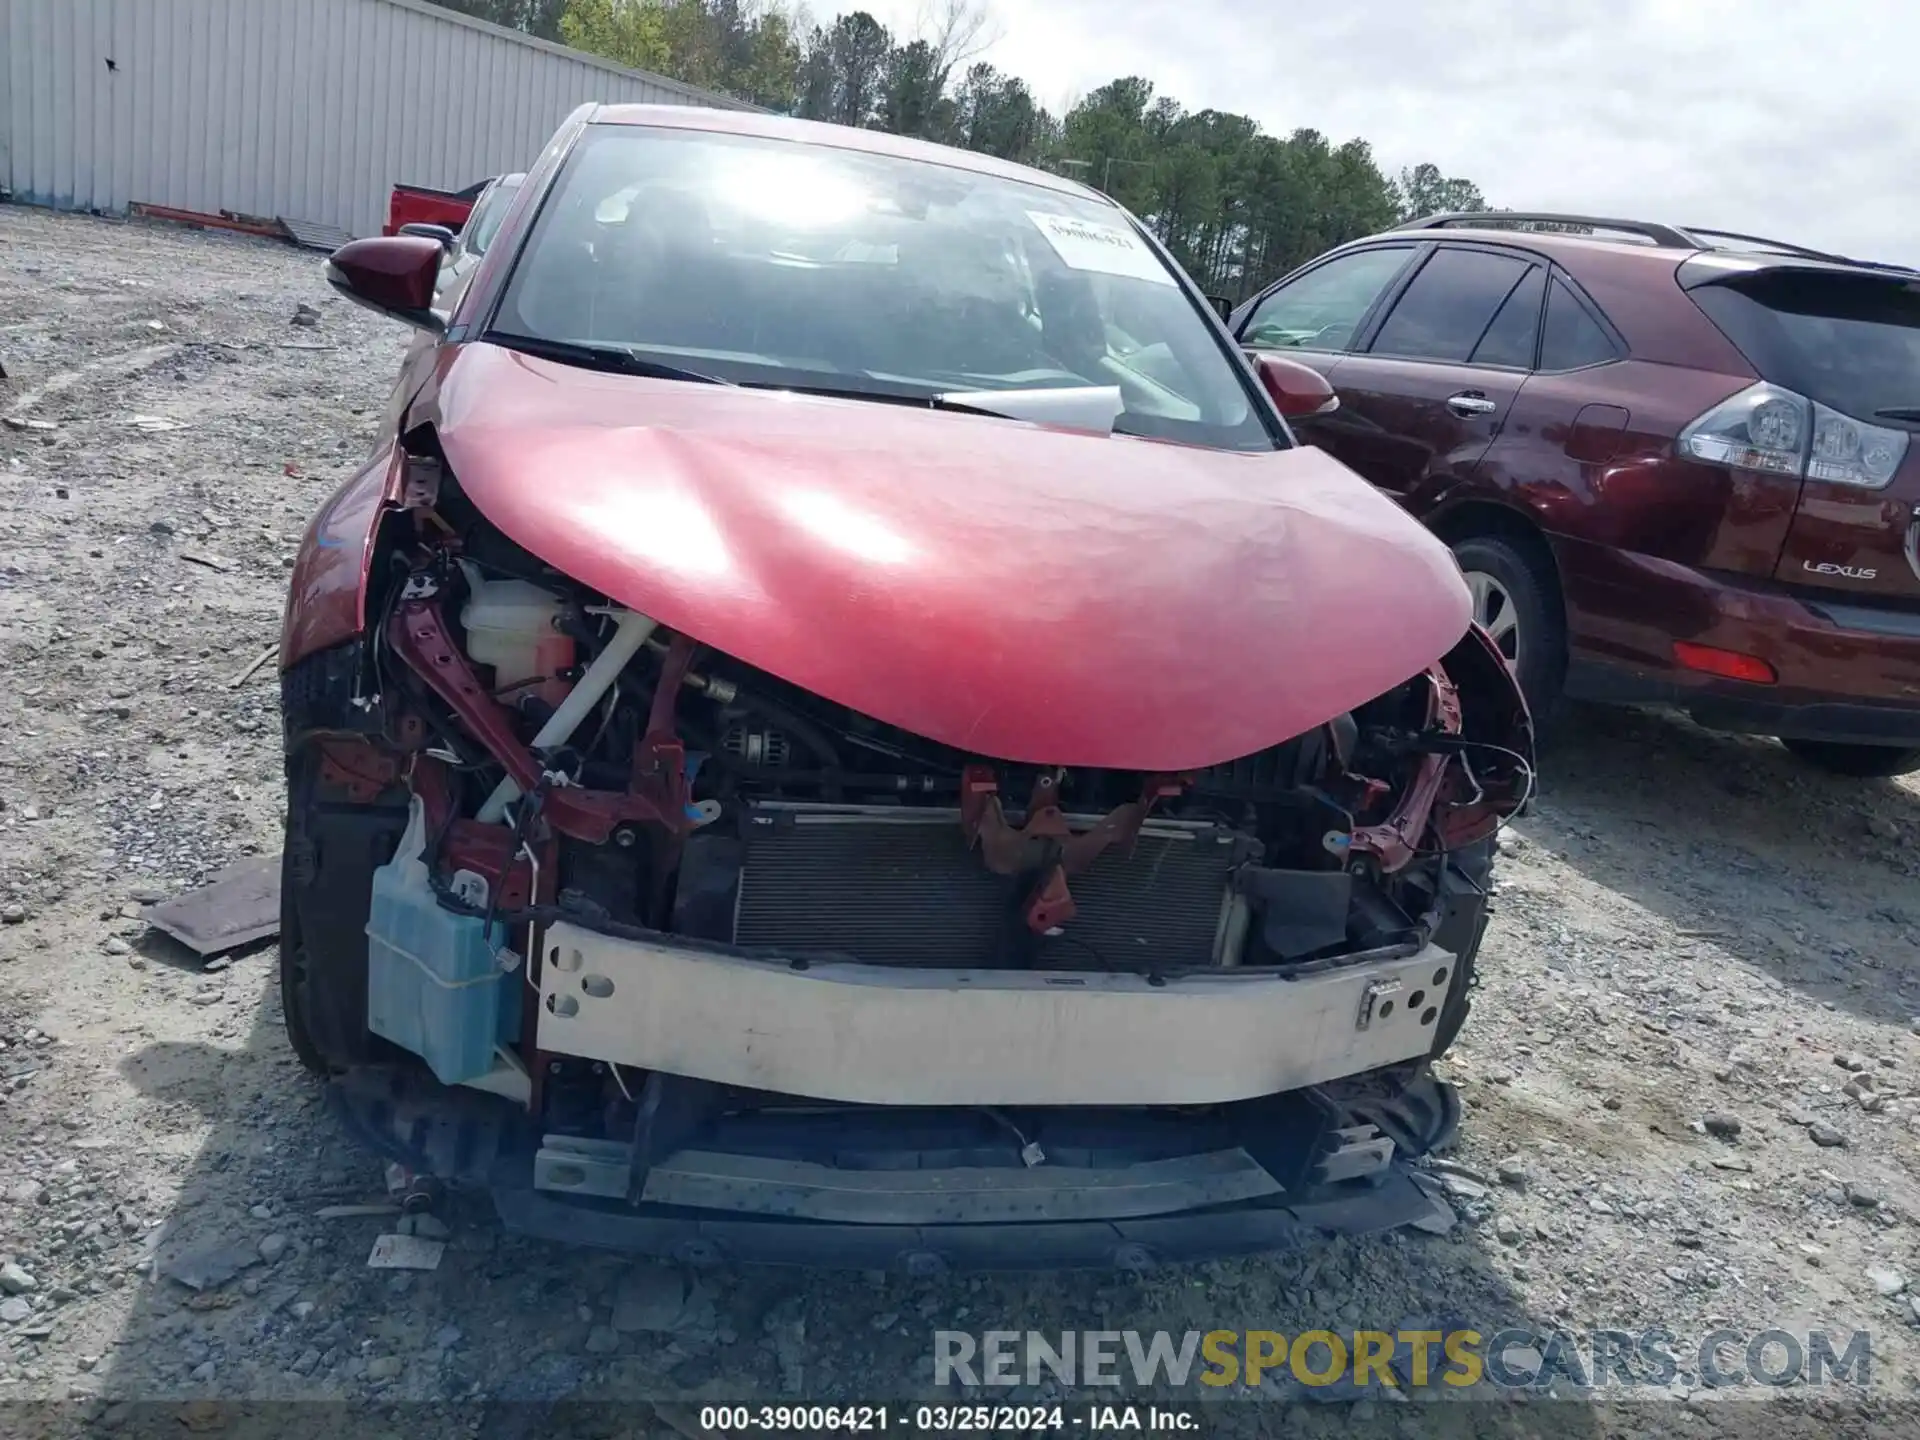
[1369,249,1535,363]
[1540,278,1620,370]
[1470,266,1546,368]
[1241,247,1415,353]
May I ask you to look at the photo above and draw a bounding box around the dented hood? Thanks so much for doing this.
[425,342,1473,770]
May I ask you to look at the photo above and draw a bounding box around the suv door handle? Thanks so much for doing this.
[1447,391,1498,417]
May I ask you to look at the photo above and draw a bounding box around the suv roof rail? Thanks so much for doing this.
[1692,237,1920,278]
[1395,212,1697,248]
[1397,211,1920,277]
[1676,227,1852,264]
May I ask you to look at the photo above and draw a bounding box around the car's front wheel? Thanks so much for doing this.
[280,651,412,1072]
[1781,738,1920,779]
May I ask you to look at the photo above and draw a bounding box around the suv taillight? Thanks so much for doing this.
[1677,381,1908,489]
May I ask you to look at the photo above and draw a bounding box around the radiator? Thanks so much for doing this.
[731,804,1242,969]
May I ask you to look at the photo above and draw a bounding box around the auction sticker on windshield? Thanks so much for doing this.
[1027,211,1174,285]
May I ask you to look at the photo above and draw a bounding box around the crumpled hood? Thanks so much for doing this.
[426,342,1472,770]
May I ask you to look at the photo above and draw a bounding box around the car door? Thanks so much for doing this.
[1234,244,1425,410]
[1303,245,1544,512]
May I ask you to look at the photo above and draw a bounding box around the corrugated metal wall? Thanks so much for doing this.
[0,0,754,239]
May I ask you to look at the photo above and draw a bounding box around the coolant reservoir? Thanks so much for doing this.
[458,562,575,709]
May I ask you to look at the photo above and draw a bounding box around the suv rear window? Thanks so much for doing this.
[1691,271,1920,421]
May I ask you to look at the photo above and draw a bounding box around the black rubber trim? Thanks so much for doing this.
[486,1164,1437,1272]
[1564,658,1920,745]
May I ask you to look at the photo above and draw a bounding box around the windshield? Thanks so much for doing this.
[490,124,1274,450]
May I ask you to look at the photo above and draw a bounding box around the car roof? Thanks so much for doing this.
[587,104,1109,206]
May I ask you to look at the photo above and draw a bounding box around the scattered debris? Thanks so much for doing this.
[1437,1172,1490,1200]
[315,1203,401,1220]
[396,1211,450,1241]
[178,550,232,572]
[177,1401,226,1435]
[1703,1112,1743,1139]
[126,414,188,432]
[612,1264,688,1333]
[226,643,279,688]
[1868,1266,1908,1297]
[138,854,280,956]
[160,1240,261,1292]
[367,1233,444,1271]
[0,416,55,433]
[1423,1158,1496,1187]
[1408,1193,1457,1235]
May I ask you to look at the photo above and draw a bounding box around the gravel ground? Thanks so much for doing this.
[3,203,1920,1438]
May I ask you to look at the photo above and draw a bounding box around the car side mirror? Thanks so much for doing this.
[1206,294,1233,322]
[1251,352,1339,418]
[398,222,459,249]
[325,236,447,333]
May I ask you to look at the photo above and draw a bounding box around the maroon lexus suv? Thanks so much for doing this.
[1230,213,1920,778]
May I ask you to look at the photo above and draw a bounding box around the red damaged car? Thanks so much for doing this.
[281,105,1533,1269]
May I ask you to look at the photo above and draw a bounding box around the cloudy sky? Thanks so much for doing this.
[830,0,1920,266]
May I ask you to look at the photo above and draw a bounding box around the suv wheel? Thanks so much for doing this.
[1780,739,1920,779]
[1451,534,1566,721]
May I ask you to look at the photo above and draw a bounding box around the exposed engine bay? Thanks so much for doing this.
[289,445,1534,1244]
[346,454,1530,970]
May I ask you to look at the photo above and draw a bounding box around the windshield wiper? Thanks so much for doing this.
[1873,406,1920,422]
[482,332,732,386]
[737,379,1125,435]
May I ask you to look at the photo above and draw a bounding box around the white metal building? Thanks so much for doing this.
[0,0,755,241]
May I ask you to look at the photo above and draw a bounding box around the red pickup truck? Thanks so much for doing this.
[382,180,490,236]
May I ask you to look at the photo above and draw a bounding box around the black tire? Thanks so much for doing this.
[1780,738,1920,779]
[1450,534,1566,727]
[280,648,412,1073]
[278,837,330,1075]
[281,746,384,1073]
[1426,836,1494,1062]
